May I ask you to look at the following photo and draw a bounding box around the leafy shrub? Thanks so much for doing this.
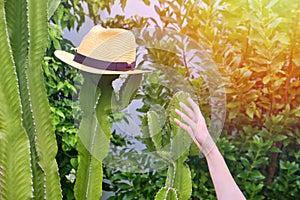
[44,0,300,199]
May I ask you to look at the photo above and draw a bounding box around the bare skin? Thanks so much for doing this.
[174,98,246,200]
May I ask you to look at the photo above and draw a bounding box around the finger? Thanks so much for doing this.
[174,118,200,148]
[187,98,202,116]
[179,102,196,122]
[174,118,194,138]
[175,109,195,127]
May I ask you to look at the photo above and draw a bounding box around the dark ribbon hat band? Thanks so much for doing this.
[73,52,136,71]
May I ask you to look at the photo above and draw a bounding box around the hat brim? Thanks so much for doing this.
[54,50,150,75]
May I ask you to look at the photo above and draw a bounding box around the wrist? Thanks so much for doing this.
[201,135,216,157]
[204,144,218,160]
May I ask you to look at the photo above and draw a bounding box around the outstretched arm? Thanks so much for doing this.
[174,98,246,200]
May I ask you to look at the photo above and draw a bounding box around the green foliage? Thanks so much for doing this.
[150,0,300,131]
[43,47,80,200]
[99,0,300,199]
[103,167,167,199]
[147,0,300,198]
[268,160,300,198]
[113,74,143,111]
[45,1,144,198]
[44,0,300,199]
[48,0,61,20]
[52,0,117,31]
[189,133,300,200]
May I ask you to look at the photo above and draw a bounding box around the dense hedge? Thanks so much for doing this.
[45,0,300,199]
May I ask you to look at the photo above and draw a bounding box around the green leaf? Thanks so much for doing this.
[114,74,143,111]
[274,134,288,142]
[240,157,250,168]
[262,75,271,85]
[142,0,151,6]
[48,0,61,20]
[120,0,127,11]
[246,106,254,119]
[91,3,99,15]
[172,161,192,200]
[249,170,265,181]
[225,88,236,94]
[292,57,300,66]
[227,101,240,108]
[266,0,280,9]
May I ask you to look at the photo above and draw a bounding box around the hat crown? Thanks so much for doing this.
[77,26,136,63]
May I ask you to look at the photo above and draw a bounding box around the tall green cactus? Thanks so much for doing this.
[75,73,143,200]
[0,0,62,199]
[143,91,193,200]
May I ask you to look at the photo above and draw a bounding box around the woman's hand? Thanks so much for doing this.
[174,98,246,200]
[174,97,215,156]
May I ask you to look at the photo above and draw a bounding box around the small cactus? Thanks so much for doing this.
[143,91,193,200]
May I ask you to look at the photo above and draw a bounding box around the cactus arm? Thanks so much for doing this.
[153,91,193,200]
[0,89,33,200]
[75,73,104,200]
[167,92,192,200]
[27,0,62,198]
[159,155,192,200]
[75,138,103,200]
[75,74,118,200]
[141,114,157,152]
[5,0,47,198]
[0,1,32,198]
[76,74,144,199]
[1,0,61,199]
[172,161,192,200]
[147,111,163,150]
[113,74,143,111]
[155,187,179,200]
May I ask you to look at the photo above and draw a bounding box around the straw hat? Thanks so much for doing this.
[54,26,148,74]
